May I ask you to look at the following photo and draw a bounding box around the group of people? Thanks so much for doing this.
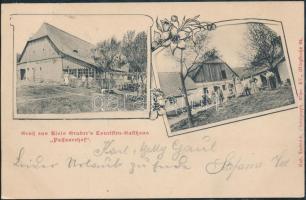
[202,88,224,111]
[63,73,93,88]
[241,77,259,96]
[235,75,262,97]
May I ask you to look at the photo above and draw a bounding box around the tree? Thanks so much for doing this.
[92,37,126,89]
[122,31,147,73]
[245,23,284,87]
[152,15,216,128]
[92,31,148,91]
[92,37,123,70]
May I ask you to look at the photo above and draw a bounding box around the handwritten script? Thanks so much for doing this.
[13,136,290,180]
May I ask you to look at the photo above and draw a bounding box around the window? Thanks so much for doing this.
[222,85,226,90]
[221,70,227,79]
[89,68,94,77]
[40,67,42,71]
[69,69,77,77]
[77,68,94,78]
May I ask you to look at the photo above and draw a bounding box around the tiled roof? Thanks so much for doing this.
[232,57,286,79]
[158,72,198,97]
[232,66,267,79]
[29,23,96,66]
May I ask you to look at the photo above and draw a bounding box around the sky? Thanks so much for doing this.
[155,21,284,72]
[13,15,285,72]
[13,15,152,54]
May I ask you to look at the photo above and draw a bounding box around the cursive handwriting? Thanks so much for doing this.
[128,155,190,174]
[204,151,262,180]
[172,136,216,161]
[93,140,129,157]
[67,156,123,169]
[13,147,58,168]
[13,140,288,178]
[139,142,167,161]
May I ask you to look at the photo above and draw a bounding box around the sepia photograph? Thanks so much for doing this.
[2,2,304,199]
[152,18,297,136]
[13,14,152,119]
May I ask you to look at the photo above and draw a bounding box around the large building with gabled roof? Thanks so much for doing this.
[157,56,240,112]
[158,56,239,99]
[17,23,98,82]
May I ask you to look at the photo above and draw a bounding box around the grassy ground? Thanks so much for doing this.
[170,86,295,132]
[16,83,146,114]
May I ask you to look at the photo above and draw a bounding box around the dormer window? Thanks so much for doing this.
[73,49,78,53]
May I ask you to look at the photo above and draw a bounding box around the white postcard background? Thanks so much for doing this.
[1,2,305,198]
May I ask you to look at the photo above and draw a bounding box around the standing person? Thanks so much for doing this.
[202,90,209,106]
[212,90,219,111]
[69,74,76,87]
[252,77,259,93]
[243,78,251,96]
[218,88,224,105]
[250,76,254,93]
[235,77,243,96]
[87,76,93,88]
[266,71,275,89]
[81,74,87,87]
[137,83,143,96]
[64,73,69,86]
[256,78,263,91]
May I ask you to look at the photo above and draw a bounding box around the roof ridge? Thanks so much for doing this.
[43,22,95,47]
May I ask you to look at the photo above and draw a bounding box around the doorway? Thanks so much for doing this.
[20,69,26,80]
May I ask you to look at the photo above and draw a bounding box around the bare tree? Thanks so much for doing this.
[245,23,284,87]
[152,15,215,128]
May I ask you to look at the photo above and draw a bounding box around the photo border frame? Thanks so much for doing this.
[11,13,154,120]
[152,18,299,137]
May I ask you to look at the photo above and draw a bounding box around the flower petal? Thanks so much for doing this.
[178,31,188,40]
[170,42,178,54]
[177,40,186,49]
[154,31,161,41]
[170,26,178,36]
[162,40,171,47]
[161,32,170,40]
[161,20,171,32]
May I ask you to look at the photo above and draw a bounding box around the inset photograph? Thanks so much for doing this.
[13,15,152,119]
[152,17,297,136]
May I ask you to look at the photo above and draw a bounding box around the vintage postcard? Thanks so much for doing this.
[1,2,305,199]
